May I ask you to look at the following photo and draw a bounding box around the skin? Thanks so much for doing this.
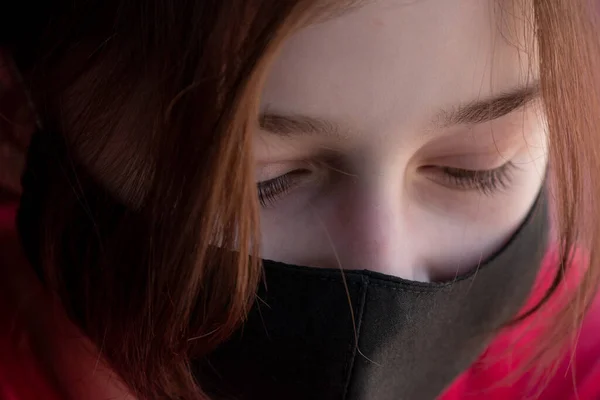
[255,0,548,281]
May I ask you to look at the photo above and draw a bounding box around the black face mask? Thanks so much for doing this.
[195,191,548,400]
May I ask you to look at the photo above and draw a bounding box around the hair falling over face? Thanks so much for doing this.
[1,0,600,398]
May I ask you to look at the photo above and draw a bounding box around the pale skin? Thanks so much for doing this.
[255,0,548,281]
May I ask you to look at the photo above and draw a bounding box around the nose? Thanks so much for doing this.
[324,178,430,281]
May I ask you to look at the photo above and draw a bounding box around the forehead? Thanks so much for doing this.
[261,0,536,133]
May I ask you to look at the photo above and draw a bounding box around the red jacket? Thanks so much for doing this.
[1,202,600,400]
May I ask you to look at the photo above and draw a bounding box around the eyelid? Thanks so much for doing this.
[419,161,516,176]
[419,115,529,162]
[420,161,517,195]
[257,169,312,208]
[256,162,307,182]
[423,150,520,171]
[256,156,332,183]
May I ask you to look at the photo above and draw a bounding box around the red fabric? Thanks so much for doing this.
[0,331,61,400]
[440,247,600,400]
[1,202,600,399]
[0,202,61,400]
[0,208,56,400]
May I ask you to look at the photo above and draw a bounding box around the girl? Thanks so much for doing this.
[1,0,600,399]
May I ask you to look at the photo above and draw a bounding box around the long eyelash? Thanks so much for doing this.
[259,162,516,207]
[441,162,517,195]
[257,174,294,208]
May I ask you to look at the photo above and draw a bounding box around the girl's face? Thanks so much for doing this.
[255,0,547,281]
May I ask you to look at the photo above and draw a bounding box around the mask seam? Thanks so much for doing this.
[341,274,368,400]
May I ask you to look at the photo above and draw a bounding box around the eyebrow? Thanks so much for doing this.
[259,83,540,138]
[435,83,540,127]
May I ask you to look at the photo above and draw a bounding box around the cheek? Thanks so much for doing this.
[257,134,548,279]
[258,165,546,275]
[416,148,548,277]
[259,205,330,266]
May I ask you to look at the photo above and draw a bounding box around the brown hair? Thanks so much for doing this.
[2,0,600,398]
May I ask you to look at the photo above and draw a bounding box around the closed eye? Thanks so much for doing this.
[257,169,311,208]
[420,161,518,195]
